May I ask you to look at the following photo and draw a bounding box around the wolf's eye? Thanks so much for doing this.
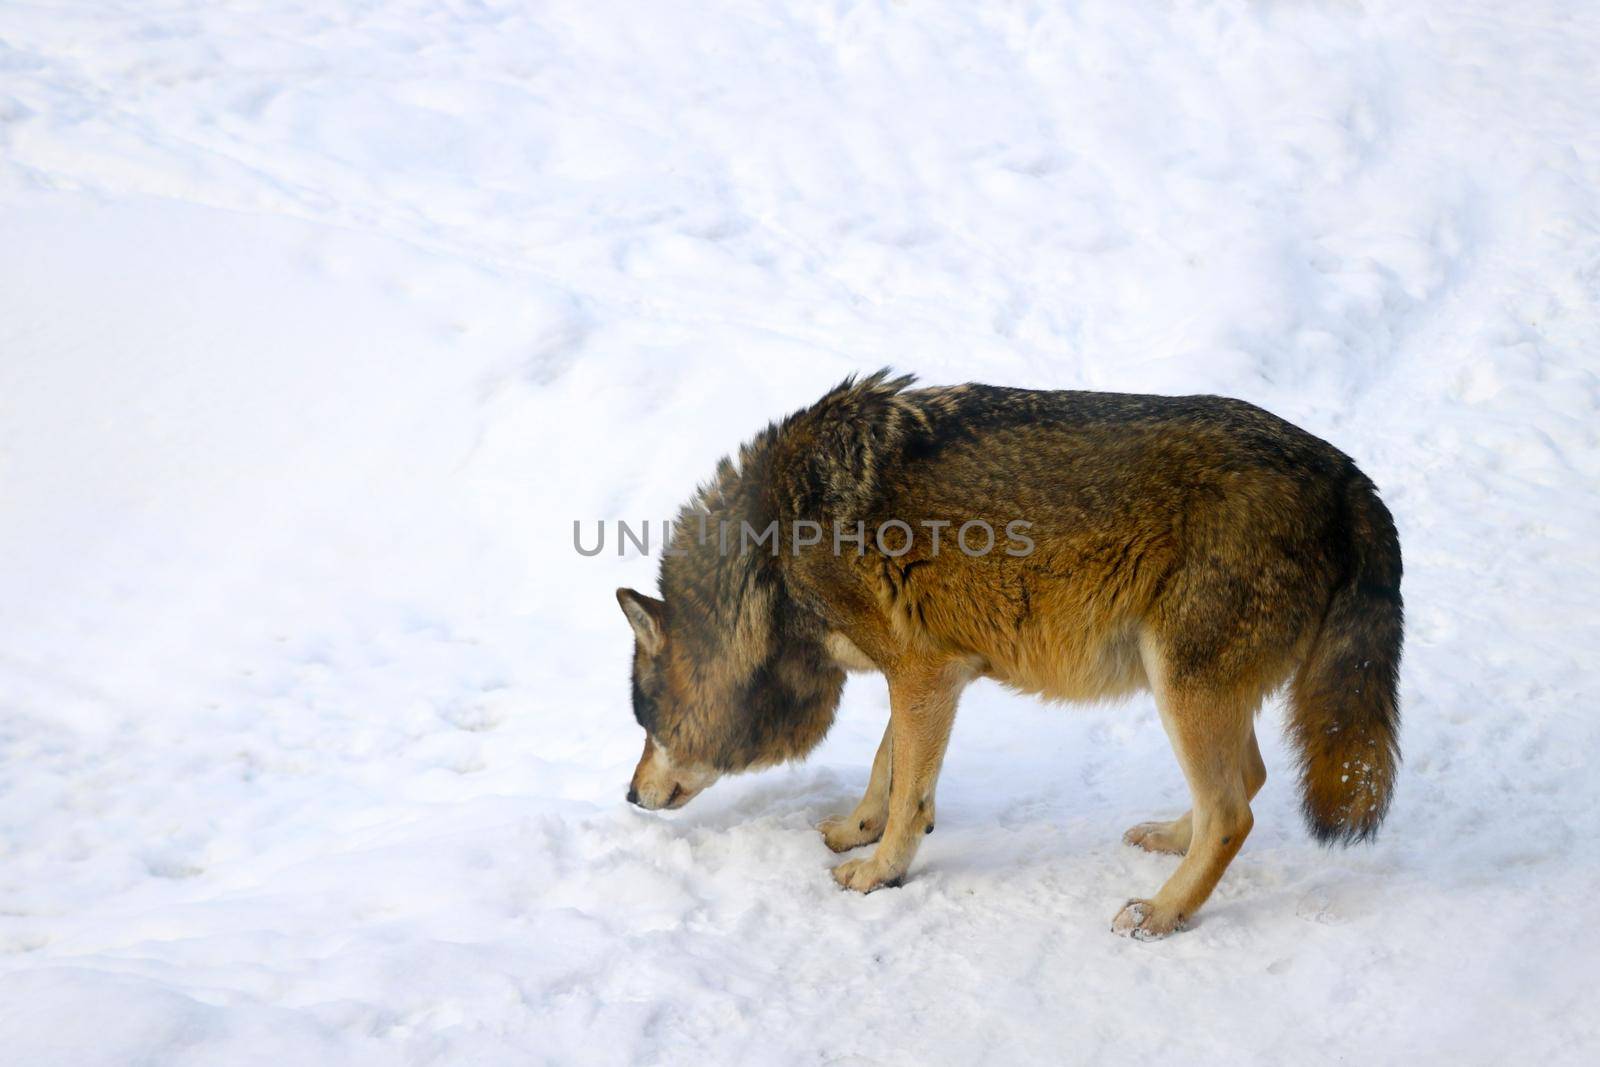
[630,672,660,732]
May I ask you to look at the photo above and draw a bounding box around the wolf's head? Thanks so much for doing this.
[612,374,921,809]
[615,587,720,809]
[616,583,844,811]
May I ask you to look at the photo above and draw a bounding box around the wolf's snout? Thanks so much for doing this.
[627,734,720,811]
[627,780,690,810]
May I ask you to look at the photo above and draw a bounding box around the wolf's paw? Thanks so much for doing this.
[1111,899,1185,941]
[831,856,904,894]
[818,814,883,853]
[1122,819,1190,855]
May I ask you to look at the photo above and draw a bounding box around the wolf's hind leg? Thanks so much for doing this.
[1242,724,1266,798]
[1113,684,1256,940]
[1123,725,1265,855]
[1123,812,1193,855]
[819,721,893,852]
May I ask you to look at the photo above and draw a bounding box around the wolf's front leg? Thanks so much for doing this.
[819,720,893,852]
[832,660,970,893]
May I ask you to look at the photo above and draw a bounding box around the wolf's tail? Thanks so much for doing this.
[1288,474,1404,845]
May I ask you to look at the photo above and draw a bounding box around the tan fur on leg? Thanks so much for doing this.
[833,659,970,892]
[1114,647,1258,938]
[1123,725,1266,855]
[819,721,893,852]
[1123,811,1193,855]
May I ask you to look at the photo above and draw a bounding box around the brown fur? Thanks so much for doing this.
[618,371,1403,938]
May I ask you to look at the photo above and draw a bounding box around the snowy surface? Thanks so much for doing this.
[2,1,1599,1063]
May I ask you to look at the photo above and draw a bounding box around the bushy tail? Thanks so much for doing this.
[1289,475,1404,845]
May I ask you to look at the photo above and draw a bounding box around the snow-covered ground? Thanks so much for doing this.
[3,1,1598,1062]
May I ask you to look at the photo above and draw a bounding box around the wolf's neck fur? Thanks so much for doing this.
[654,371,941,768]
[659,370,959,633]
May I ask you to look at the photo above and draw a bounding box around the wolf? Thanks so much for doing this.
[616,371,1402,939]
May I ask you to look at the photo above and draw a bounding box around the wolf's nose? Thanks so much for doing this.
[626,785,640,806]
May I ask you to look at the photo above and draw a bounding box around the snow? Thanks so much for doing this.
[2,0,1598,1062]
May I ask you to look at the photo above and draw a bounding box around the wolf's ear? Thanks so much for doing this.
[616,587,665,654]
